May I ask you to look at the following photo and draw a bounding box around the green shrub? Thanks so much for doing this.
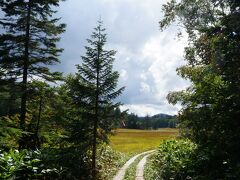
[97,144,128,180]
[147,139,240,180]
[40,144,128,180]
[40,147,92,179]
[0,149,58,179]
[151,139,197,179]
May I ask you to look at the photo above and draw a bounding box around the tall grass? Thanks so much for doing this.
[109,128,178,155]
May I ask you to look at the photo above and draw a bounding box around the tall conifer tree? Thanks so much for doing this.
[0,0,65,149]
[71,21,124,179]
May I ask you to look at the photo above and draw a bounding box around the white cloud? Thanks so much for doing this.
[55,0,190,116]
[140,82,151,93]
[120,69,128,81]
[115,30,190,114]
[120,103,180,117]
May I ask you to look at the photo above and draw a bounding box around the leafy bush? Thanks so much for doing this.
[150,139,197,179]
[146,139,240,180]
[0,145,127,180]
[0,149,58,179]
[39,147,91,180]
[40,144,128,180]
[0,116,22,150]
[97,144,128,180]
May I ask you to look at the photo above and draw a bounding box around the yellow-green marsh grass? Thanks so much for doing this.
[109,128,178,155]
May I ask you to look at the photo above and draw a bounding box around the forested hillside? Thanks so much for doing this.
[123,113,177,129]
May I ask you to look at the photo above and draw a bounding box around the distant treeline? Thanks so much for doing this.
[122,113,177,129]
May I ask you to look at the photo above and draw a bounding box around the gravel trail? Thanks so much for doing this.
[135,153,153,180]
[113,150,155,180]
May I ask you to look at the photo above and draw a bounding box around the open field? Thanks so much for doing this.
[109,128,178,155]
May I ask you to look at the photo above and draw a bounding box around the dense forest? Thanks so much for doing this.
[123,113,177,129]
[0,1,124,179]
[0,0,240,179]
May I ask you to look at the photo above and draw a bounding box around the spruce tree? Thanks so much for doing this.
[0,0,65,149]
[71,21,124,179]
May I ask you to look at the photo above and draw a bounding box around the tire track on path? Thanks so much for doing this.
[135,152,154,180]
[113,150,155,180]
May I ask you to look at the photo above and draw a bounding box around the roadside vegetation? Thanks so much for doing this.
[144,140,197,179]
[96,145,129,180]
[0,144,128,180]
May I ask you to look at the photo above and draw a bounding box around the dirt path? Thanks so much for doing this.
[113,150,155,180]
[135,153,153,180]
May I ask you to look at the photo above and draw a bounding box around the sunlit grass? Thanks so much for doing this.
[109,128,178,155]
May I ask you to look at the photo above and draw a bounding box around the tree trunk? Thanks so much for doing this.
[19,0,31,150]
[92,34,101,179]
[34,94,43,149]
[92,115,98,179]
[36,94,42,136]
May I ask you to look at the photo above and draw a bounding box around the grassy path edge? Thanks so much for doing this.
[123,154,145,180]
[135,152,155,180]
[113,150,155,180]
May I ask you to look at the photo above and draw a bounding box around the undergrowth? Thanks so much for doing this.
[97,144,129,179]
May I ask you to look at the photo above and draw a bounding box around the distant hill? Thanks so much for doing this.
[152,113,175,119]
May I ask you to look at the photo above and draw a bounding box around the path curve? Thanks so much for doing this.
[135,152,154,180]
[113,150,155,180]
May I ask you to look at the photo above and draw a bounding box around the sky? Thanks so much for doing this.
[55,0,190,116]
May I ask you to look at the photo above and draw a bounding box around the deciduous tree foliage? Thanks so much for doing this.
[162,0,240,178]
[0,0,65,149]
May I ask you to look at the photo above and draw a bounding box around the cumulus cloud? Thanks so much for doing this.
[54,0,190,116]
[120,103,181,117]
